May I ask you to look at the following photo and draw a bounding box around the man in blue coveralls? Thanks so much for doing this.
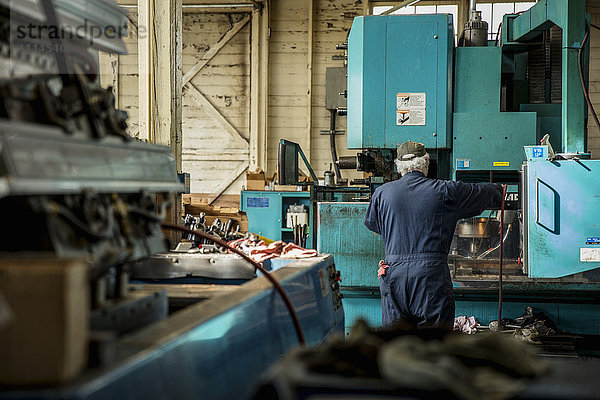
[364,141,503,330]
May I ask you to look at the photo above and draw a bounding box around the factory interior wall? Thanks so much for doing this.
[266,0,362,181]
[587,1,600,158]
[100,0,600,197]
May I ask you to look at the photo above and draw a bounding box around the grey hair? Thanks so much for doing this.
[395,153,429,176]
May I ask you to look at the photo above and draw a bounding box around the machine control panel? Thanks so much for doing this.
[325,264,343,310]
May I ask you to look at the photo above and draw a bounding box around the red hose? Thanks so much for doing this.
[161,222,306,345]
[498,185,507,330]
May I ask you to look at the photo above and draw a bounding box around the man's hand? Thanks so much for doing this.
[378,260,389,277]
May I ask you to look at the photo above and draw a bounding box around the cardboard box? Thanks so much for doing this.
[0,258,89,385]
[246,169,266,191]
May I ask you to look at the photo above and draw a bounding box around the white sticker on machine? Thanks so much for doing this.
[580,248,600,262]
[397,93,426,126]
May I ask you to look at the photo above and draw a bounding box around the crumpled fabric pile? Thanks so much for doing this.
[0,292,12,332]
[490,307,558,344]
[454,316,480,334]
[228,237,266,255]
[299,320,547,400]
[228,239,318,263]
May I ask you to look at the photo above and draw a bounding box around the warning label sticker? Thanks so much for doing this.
[493,161,510,167]
[456,159,471,170]
[396,93,426,126]
[581,248,600,262]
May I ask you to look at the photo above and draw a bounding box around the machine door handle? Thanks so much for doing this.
[536,178,560,234]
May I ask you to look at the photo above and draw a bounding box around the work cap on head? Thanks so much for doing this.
[397,141,426,161]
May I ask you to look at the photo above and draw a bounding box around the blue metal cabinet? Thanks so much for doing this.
[241,191,312,247]
[523,159,600,278]
[347,14,454,150]
[316,202,384,288]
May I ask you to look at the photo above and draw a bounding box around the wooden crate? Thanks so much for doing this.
[0,258,89,385]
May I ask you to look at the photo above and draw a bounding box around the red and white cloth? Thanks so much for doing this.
[228,239,318,263]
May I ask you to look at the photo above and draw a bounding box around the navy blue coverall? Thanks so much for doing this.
[364,171,502,330]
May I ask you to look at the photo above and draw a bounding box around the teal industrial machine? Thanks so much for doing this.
[318,0,600,335]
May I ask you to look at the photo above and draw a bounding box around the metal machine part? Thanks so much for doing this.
[337,155,357,170]
[324,170,335,187]
[90,288,168,335]
[356,149,398,183]
[287,204,308,229]
[0,1,127,78]
[133,253,256,281]
[456,217,498,238]
[463,10,488,47]
[0,0,180,354]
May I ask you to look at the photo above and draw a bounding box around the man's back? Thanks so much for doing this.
[364,171,502,260]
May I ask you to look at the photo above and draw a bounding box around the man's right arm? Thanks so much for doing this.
[448,181,503,220]
[364,191,381,235]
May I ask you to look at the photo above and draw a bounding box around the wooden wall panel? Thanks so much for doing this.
[99,13,140,138]
[181,12,250,195]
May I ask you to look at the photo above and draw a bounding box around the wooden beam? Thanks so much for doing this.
[363,0,371,16]
[207,161,249,204]
[182,151,249,161]
[185,83,250,150]
[250,10,260,170]
[306,0,314,163]
[137,0,153,142]
[249,4,269,171]
[108,54,120,109]
[258,2,269,170]
[182,14,251,86]
[153,0,183,171]
[458,0,468,38]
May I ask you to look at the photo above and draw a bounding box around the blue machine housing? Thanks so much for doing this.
[452,46,538,175]
[347,15,454,150]
[523,153,600,278]
[325,0,600,335]
[241,190,312,247]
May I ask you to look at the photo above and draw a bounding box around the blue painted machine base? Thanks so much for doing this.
[342,282,600,335]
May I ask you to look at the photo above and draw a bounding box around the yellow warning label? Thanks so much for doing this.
[493,162,510,167]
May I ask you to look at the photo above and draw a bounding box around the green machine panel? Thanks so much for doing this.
[316,202,384,288]
[454,47,501,113]
[453,112,537,174]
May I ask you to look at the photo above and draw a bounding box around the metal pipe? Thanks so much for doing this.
[469,0,477,12]
[329,109,341,181]
[120,4,255,9]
